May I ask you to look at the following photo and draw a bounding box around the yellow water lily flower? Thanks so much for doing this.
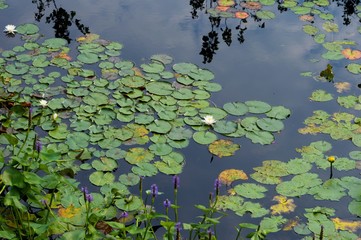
[327,156,336,163]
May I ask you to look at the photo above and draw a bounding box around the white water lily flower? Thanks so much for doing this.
[201,115,217,125]
[52,113,58,120]
[4,25,17,34]
[39,99,48,107]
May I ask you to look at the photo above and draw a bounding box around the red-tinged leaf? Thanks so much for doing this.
[235,11,250,19]
[342,48,361,60]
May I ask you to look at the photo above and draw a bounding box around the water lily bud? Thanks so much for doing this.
[52,113,58,120]
[327,156,336,163]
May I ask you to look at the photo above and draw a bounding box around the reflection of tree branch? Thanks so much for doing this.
[31,0,90,43]
[199,17,220,63]
[333,0,361,25]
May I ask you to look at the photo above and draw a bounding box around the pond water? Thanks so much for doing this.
[1,0,361,239]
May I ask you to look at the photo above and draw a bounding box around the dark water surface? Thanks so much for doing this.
[1,0,361,238]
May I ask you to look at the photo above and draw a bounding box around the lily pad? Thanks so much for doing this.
[223,102,248,116]
[125,148,154,164]
[193,131,217,145]
[16,23,39,35]
[234,183,267,199]
[218,169,248,185]
[146,81,174,96]
[245,101,272,114]
[208,139,240,158]
[256,118,284,132]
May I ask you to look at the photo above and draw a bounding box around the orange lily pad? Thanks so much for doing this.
[270,195,296,215]
[218,169,248,186]
[235,11,250,19]
[342,48,361,60]
[332,217,361,232]
[216,6,230,11]
[58,204,81,218]
[240,1,262,10]
[299,15,314,22]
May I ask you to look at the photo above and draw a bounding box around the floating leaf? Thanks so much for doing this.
[223,102,248,116]
[147,120,172,134]
[240,1,262,10]
[265,106,291,120]
[208,139,240,158]
[77,52,99,64]
[246,131,274,145]
[213,120,238,134]
[256,10,276,19]
[309,179,346,201]
[245,101,272,114]
[270,196,296,215]
[309,90,333,102]
[256,118,284,132]
[348,200,361,216]
[125,148,154,164]
[332,217,361,232]
[303,25,319,36]
[146,81,174,95]
[132,163,158,177]
[193,131,217,145]
[16,23,39,35]
[322,21,339,32]
[58,205,81,218]
[334,82,351,93]
[5,62,29,75]
[218,0,235,6]
[118,173,140,186]
[151,54,173,64]
[342,48,361,60]
[42,38,67,49]
[89,172,115,186]
[218,169,248,186]
[235,11,249,19]
[234,183,267,199]
[148,143,173,156]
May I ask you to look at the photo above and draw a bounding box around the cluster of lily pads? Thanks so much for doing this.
[1,0,361,238]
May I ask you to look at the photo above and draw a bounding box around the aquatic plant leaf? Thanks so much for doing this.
[141,62,164,73]
[332,157,355,171]
[149,143,173,156]
[193,131,217,144]
[172,88,194,100]
[49,124,69,140]
[265,106,290,119]
[310,90,333,101]
[77,52,99,64]
[270,196,296,215]
[92,158,117,171]
[154,159,184,175]
[256,118,284,132]
[89,172,115,186]
[223,102,248,116]
[260,0,275,5]
[131,163,158,177]
[218,169,248,186]
[115,196,143,211]
[118,173,140,186]
[309,179,346,201]
[218,0,235,6]
[5,62,29,75]
[234,183,267,199]
[66,132,89,150]
[235,11,249,19]
[245,101,272,114]
[147,120,172,134]
[167,127,193,140]
[240,1,262,10]
[346,63,361,74]
[303,25,319,36]
[276,173,322,197]
[42,38,67,49]
[58,205,81,218]
[172,62,198,74]
[16,23,39,35]
[334,82,351,93]
[236,201,269,218]
[200,107,228,120]
[146,81,174,95]
[322,22,339,32]
[208,139,240,157]
[348,200,361,216]
[342,48,361,60]
[151,54,173,64]
[256,10,276,19]
[286,158,312,174]
[332,217,361,232]
[250,172,282,185]
[125,148,154,164]
[322,51,344,60]
[213,120,237,134]
[246,130,274,145]
[349,151,361,160]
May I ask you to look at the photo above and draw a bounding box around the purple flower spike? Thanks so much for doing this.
[214,178,221,191]
[163,199,171,208]
[175,222,182,231]
[172,175,180,189]
[150,184,158,197]
[81,186,89,194]
[35,139,42,153]
[86,193,93,202]
[120,211,129,218]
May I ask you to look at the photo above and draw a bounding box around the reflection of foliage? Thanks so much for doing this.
[32,0,90,43]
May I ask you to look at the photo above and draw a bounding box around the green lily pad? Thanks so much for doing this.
[89,172,115,186]
[5,62,29,75]
[148,143,173,156]
[310,90,333,102]
[199,107,228,120]
[173,62,198,75]
[213,120,238,134]
[147,120,172,134]
[42,38,67,49]
[246,131,274,145]
[309,179,346,201]
[146,81,174,96]
[151,54,173,64]
[77,52,99,64]
[193,131,217,145]
[256,118,284,132]
[245,101,272,114]
[234,183,267,199]
[66,132,89,150]
[92,157,118,171]
[256,10,276,19]
[132,163,158,177]
[167,127,193,140]
[223,102,249,116]
[141,62,164,73]
[16,23,39,35]
[115,195,143,211]
[265,106,291,119]
[348,200,361,216]
[118,173,140,186]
